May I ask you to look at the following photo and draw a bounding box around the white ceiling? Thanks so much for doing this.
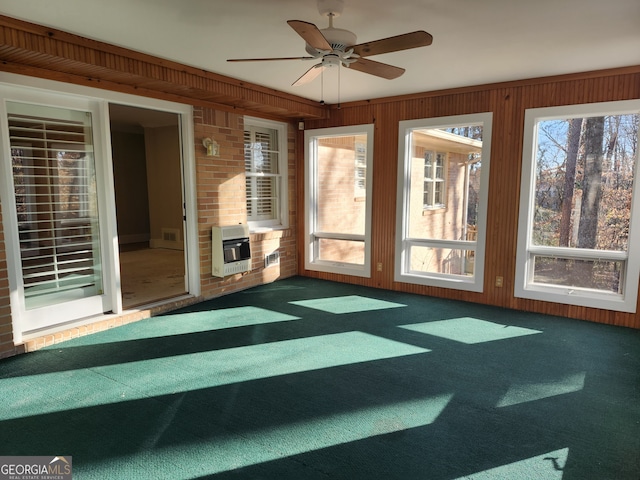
[0,0,639,104]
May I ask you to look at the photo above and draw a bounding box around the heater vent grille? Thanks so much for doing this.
[265,251,280,268]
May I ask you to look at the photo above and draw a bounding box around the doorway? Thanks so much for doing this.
[109,104,187,308]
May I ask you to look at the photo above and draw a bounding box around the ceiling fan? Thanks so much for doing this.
[227,0,433,87]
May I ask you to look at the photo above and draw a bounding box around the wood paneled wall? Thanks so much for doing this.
[299,67,640,329]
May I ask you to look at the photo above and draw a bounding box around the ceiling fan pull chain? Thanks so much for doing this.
[337,63,341,108]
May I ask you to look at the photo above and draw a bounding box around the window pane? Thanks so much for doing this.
[434,182,443,205]
[316,135,367,235]
[397,114,490,291]
[515,102,640,312]
[245,130,278,175]
[423,182,433,207]
[8,101,103,309]
[244,120,285,226]
[424,151,432,175]
[318,238,365,265]
[409,245,475,275]
[408,127,483,240]
[532,115,636,252]
[305,124,373,277]
[354,142,367,196]
[246,175,278,220]
[255,176,277,217]
[533,256,623,293]
[435,153,445,179]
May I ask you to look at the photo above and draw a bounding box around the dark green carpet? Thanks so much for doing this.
[1,276,639,479]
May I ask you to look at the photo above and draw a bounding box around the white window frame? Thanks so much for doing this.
[244,116,288,232]
[515,100,640,313]
[395,113,492,292]
[304,124,374,277]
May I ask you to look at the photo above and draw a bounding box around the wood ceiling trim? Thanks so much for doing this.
[0,15,327,120]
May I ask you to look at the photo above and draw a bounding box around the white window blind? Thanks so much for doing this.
[245,126,280,221]
[7,102,103,309]
[354,142,367,196]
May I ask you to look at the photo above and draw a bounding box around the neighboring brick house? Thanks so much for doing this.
[315,135,367,265]
[407,129,481,276]
[312,129,482,274]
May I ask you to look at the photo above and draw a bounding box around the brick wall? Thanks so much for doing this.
[315,138,367,265]
[409,151,467,274]
[194,107,297,299]
[0,200,20,359]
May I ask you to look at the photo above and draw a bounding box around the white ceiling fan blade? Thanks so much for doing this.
[292,63,326,86]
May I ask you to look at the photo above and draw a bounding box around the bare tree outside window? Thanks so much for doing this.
[531,113,638,293]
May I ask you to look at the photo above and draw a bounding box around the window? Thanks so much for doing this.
[244,116,288,230]
[305,125,374,277]
[6,100,104,311]
[395,113,492,292]
[515,100,640,312]
[423,151,446,208]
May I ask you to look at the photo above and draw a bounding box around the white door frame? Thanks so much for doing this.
[0,72,200,343]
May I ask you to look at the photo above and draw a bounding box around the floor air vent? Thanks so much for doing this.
[265,251,280,268]
[162,228,179,242]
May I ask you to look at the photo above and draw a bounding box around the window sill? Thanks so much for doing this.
[248,225,290,239]
[422,206,446,215]
[515,284,636,313]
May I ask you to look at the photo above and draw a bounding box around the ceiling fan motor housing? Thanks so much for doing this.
[305,27,357,55]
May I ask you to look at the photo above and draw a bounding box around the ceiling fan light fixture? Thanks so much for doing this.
[322,55,341,68]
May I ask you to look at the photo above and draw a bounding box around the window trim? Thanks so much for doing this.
[244,116,288,232]
[304,124,374,277]
[515,100,640,313]
[395,112,493,292]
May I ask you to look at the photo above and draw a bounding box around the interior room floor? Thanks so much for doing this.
[118,244,186,308]
[1,277,638,479]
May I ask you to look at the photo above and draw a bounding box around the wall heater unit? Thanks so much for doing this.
[212,224,251,277]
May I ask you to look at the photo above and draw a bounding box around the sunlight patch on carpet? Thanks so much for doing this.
[400,317,541,344]
[289,295,406,314]
[496,372,586,407]
[0,332,429,420]
[53,307,301,347]
[454,448,569,479]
